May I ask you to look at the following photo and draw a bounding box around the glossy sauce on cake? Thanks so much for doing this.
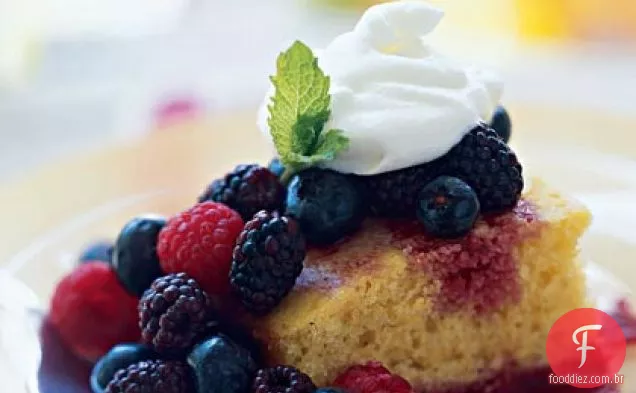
[296,199,542,315]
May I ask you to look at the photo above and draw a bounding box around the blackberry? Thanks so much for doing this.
[230,211,306,314]
[139,273,216,355]
[362,159,445,217]
[105,360,192,393]
[253,365,316,393]
[441,124,523,212]
[199,164,286,221]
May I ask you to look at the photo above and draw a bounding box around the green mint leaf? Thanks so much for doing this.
[267,40,349,177]
[311,129,350,162]
[284,129,350,170]
[291,113,328,155]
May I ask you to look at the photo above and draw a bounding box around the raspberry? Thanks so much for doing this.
[440,123,523,212]
[49,262,140,362]
[253,365,316,393]
[139,273,216,355]
[230,211,306,314]
[362,159,445,217]
[105,360,192,393]
[157,201,244,296]
[199,164,286,221]
[333,361,414,393]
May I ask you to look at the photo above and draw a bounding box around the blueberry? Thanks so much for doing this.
[416,176,480,238]
[90,343,156,393]
[286,169,366,245]
[267,157,285,179]
[187,334,257,393]
[113,215,166,297]
[489,105,512,143]
[315,388,348,393]
[78,240,113,265]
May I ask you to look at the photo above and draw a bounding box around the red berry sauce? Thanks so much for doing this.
[611,298,636,344]
[390,200,542,314]
[297,199,542,313]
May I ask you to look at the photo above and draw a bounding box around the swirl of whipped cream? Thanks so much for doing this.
[258,1,502,175]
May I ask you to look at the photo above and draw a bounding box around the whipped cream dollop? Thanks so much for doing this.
[258,0,502,175]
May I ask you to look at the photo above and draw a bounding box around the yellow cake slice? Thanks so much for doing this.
[242,179,591,390]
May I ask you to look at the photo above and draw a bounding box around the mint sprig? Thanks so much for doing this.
[267,40,350,183]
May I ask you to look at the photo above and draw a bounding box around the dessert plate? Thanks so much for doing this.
[0,106,635,391]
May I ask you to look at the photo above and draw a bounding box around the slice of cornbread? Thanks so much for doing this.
[244,179,592,389]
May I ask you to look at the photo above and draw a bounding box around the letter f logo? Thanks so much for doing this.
[572,324,603,368]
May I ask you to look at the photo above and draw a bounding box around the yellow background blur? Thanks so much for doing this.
[321,0,636,42]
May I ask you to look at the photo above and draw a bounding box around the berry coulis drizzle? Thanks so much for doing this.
[301,199,542,315]
[389,200,540,314]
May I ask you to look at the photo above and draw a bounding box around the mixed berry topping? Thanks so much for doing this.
[104,360,192,393]
[157,201,244,296]
[361,123,521,217]
[489,105,512,143]
[199,164,286,221]
[253,365,316,393]
[416,176,481,238]
[286,169,366,245]
[112,215,166,297]
[139,273,215,355]
[230,211,306,314]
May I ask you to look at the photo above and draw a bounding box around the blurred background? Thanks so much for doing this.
[1,0,636,182]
